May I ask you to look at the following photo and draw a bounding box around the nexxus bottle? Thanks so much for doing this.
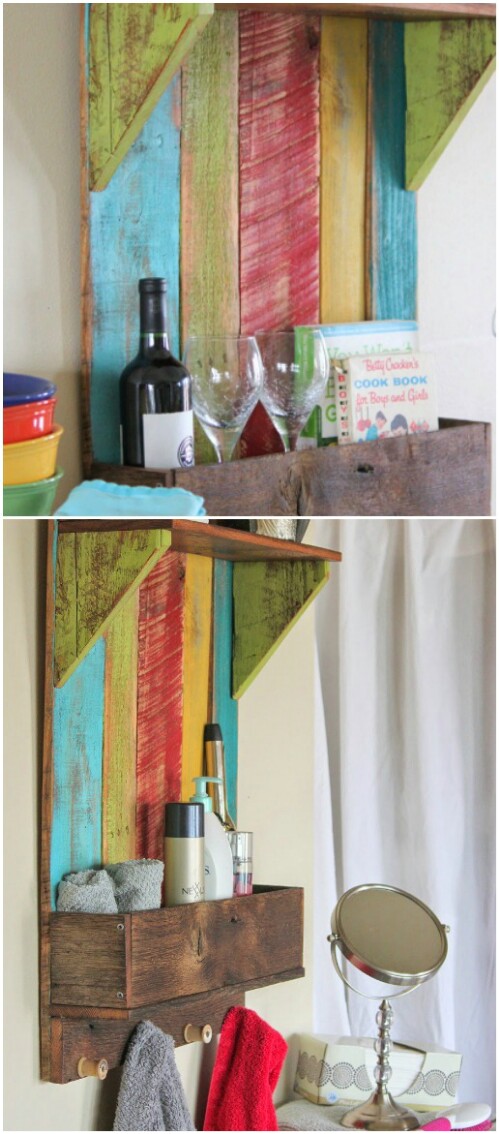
[120,278,194,470]
[164,802,205,906]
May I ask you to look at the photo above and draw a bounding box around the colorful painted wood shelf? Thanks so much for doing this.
[40,520,340,1082]
[80,3,495,515]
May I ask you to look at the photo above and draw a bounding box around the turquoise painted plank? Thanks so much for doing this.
[369,21,417,320]
[50,638,106,909]
[213,560,238,826]
[89,80,181,464]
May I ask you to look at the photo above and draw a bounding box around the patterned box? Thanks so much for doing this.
[294,1035,462,1111]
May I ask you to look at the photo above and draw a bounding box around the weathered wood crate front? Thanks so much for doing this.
[93,420,491,516]
[81,4,495,513]
[50,886,304,1010]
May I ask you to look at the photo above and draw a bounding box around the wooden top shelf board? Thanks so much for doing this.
[214,3,496,17]
[57,519,342,563]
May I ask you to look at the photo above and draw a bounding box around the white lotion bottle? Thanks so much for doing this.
[190,777,234,900]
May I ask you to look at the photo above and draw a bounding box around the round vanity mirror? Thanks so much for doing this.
[331,883,448,988]
[328,884,450,1131]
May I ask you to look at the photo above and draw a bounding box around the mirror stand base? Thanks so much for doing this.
[341,1090,420,1131]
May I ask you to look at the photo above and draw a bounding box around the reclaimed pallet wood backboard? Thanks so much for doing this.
[81,4,495,473]
[40,520,340,1081]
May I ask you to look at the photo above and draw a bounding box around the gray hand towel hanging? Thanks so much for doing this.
[113,1020,195,1132]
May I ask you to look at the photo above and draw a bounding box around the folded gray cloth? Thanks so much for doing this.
[114,1021,195,1132]
[107,859,164,912]
[56,859,164,914]
[56,869,118,913]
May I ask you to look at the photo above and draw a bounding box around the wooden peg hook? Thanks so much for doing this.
[183,1023,213,1044]
[78,1057,109,1080]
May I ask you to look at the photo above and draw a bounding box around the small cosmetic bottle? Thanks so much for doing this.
[164,802,205,906]
[228,831,253,896]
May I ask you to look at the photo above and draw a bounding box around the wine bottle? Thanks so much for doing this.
[120,278,194,469]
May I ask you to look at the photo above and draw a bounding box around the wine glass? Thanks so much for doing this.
[256,328,329,451]
[183,335,263,463]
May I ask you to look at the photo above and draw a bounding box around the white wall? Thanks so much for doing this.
[3,4,82,509]
[3,518,317,1130]
[417,73,496,505]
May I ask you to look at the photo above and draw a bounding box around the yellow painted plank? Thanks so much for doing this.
[320,16,368,322]
[102,591,139,864]
[181,555,214,802]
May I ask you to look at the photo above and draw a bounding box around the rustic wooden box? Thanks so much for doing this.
[50,885,304,1012]
[91,419,491,517]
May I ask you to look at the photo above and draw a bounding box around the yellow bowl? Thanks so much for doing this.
[3,424,64,485]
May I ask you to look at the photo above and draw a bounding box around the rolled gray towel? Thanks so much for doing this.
[113,1021,195,1131]
[106,859,164,912]
[56,869,118,913]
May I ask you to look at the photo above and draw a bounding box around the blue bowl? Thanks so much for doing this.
[4,372,57,407]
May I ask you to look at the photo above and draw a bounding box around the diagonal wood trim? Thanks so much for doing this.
[88,3,213,191]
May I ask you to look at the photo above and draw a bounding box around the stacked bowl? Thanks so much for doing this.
[4,374,64,515]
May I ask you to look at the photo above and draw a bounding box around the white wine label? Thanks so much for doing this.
[142,410,194,470]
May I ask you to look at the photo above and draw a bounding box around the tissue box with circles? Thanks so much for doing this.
[294,1035,462,1111]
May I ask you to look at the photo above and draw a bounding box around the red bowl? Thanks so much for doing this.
[3,396,57,444]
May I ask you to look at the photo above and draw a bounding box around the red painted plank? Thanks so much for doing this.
[136,552,186,862]
[238,12,321,457]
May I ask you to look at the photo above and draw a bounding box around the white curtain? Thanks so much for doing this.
[311,519,496,1110]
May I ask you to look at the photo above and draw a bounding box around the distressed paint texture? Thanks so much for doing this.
[51,639,106,908]
[136,552,186,861]
[102,592,139,863]
[88,3,213,191]
[212,559,238,826]
[55,529,170,686]
[90,83,181,465]
[320,17,368,323]
[181,555,214,802]
[181,11,240,465]
[232,560,330,699]
[405,18,496,189]
[238,11,321,457]
[368,20,417,320]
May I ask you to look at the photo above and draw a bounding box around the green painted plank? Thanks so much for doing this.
[181,11,240,465]
[405,19,496,191]
[88,3,213,191]
[54,530,171,688]
[232,560,330,700]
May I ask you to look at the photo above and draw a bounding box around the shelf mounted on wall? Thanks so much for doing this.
[40,519,341,1083]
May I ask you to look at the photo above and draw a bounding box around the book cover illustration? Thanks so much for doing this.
[335,351,439,445]
[300,320,419,445]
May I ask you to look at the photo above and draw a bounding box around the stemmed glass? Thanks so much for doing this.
[183,335,263,463]
[256,328,329,451]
